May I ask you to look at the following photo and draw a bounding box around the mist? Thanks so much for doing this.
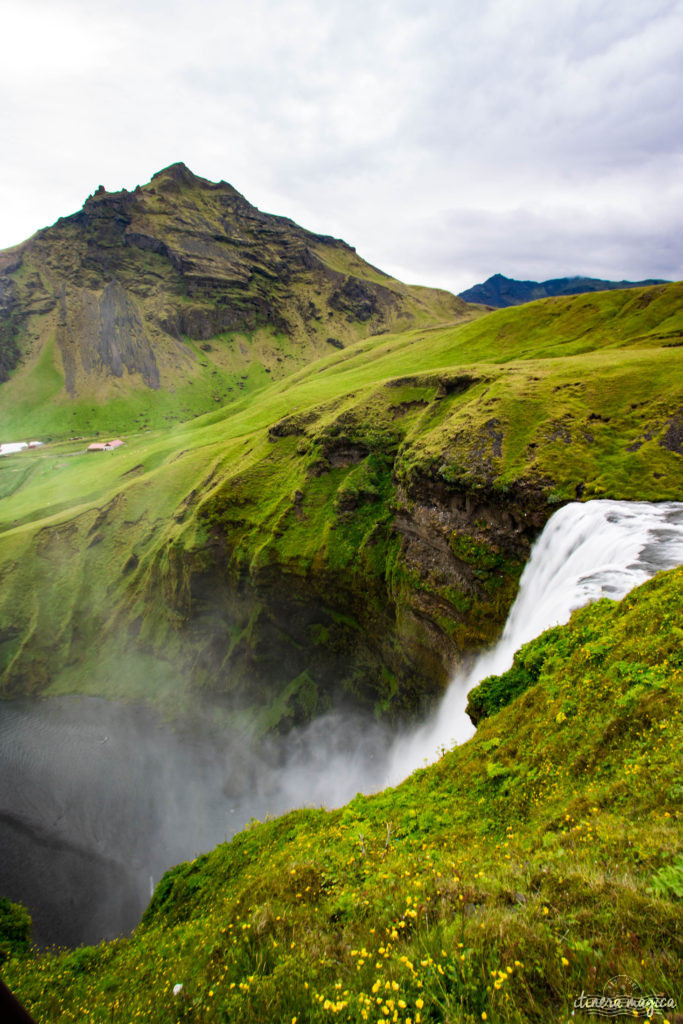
[0,695,394,947]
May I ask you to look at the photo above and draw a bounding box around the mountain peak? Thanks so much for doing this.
[150,161,206,187]
[459,273,670,307]
[145,163,247,204]
[0,167,469,416]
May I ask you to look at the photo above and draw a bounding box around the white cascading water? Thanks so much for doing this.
[384,499,683,785]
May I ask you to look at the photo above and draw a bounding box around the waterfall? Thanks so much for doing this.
[3,499,681,947]
[384,499,683,785]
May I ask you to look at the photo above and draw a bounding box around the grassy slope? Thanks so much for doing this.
[4,565,681,1023]
[3,281,681,522]
[0,284,681,714]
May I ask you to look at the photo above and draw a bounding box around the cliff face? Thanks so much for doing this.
[0,163,469,434]
[161,474,547,728]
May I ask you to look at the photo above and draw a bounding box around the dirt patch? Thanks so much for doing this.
[268,411,319,440]
[391,400,428,419]
[626,428,654,453]
[325,442,368,468]
[435,375,479,399]
[547,421,571,444]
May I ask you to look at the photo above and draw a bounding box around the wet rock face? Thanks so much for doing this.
[388,473,549,680]
[660,408,683,455]
[55,282,162,396]
[97,282,160,387]
[156,469,553,728]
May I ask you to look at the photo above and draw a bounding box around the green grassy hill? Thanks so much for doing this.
[0,208,681,1022]
[0,163,472,440]
[0,283,680,726]
[4,564,681,1023]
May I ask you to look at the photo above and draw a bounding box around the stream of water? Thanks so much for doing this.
[0,499,681,946]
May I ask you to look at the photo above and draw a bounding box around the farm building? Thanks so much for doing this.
[87,439,124,452]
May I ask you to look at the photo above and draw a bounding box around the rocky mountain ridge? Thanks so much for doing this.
[459,271,670,307]
[0,163,469,435]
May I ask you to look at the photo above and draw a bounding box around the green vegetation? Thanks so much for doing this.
[0,284,680,722]
[4,566,681,1023]
[0,180,681,1020]
[465,627,567,725]
[0,899,32,965]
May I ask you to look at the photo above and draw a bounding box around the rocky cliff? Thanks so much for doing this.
[0,221,681,729]
[0,164,470,436]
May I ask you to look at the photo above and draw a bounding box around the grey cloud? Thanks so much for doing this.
[1,0,681,289]
[378,201,683,293]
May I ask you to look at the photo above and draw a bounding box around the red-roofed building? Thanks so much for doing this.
[87,439,124,452]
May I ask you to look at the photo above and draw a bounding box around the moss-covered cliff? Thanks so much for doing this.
[0,283,680,724]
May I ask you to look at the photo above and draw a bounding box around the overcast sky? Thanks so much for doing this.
[1,0,682,293]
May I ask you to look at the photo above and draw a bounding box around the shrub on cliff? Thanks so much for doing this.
[0,899,32,964]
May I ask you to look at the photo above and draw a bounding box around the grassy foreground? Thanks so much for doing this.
[3,565,681,1023]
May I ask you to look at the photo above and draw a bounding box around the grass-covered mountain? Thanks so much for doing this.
[4,563,681,1023]
[0,282,680,728]
[459,272,669,308]
[0,163,469,439]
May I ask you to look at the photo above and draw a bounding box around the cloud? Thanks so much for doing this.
[0,0,681,290]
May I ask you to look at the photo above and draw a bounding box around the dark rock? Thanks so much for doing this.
[435,375,479,399]
[329,276,392,322]
[660,409,683,454]
[268,411,319,440]
[391,399,428,419]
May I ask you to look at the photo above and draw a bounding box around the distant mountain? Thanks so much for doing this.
[459,273,670,308]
